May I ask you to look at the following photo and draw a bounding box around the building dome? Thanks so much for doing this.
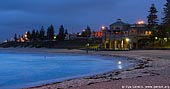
[110,19,129,26]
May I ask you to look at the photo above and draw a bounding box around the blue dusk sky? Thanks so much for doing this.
[0,0,166,41]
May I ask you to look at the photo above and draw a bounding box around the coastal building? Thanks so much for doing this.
[91,30,103,38]
[102,19,151,50]
[129,22,151,49]
[102,19,130,50]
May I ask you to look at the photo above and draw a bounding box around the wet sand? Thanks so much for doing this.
[1,48,170,89]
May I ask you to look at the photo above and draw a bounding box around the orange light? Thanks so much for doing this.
[138,20,144,24]
[25,34,27,38]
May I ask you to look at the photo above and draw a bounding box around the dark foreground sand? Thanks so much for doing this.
[1,48,170,89]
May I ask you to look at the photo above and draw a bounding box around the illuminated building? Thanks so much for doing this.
[102,19,151,50]
[92,30,103,38]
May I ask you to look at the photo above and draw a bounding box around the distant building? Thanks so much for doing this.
[102,19,129,50]
[67,33,78,40]
[91,30,103,38]
[102,19,151,50]
[65,34,70,40]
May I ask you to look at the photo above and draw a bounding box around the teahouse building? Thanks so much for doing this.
[102,19,151,50]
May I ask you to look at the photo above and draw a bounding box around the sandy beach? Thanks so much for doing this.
[1,48,170,89]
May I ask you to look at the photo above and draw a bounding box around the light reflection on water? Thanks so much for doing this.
[118,61,123,69]
[0,52,133,89]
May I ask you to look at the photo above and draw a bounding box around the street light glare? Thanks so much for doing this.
[126,38,130,42]
[102,26,105,30]
[138,20,144,24]
[54,36,57,39]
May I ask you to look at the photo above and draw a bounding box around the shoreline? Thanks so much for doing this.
[1,48,170,89]
[25,56,139,89]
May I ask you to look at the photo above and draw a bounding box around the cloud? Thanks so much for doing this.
[0,0,118,15]
[0,0,165,41]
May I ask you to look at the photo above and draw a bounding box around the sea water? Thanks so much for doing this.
[0,52,133,89]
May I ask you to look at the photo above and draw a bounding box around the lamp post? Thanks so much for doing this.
[126,38,131,50]
[102,26,106,48]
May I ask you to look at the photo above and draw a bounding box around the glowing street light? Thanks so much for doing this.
[54,36,57,39]
[126,38,130,42]
[155,37,158,40]
[101,26,107,45]
[101,26,106,30]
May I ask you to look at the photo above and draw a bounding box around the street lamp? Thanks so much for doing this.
[125,38,131,50]
[126,38,130,42]
[155,37,158,40]
[102,26,105,30]
[101,26,106,39]
[102,26,107,49]
[54,36,57,40]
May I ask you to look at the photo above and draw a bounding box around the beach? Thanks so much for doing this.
[1,48,170,89]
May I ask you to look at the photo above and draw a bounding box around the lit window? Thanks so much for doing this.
[145,31,148,35]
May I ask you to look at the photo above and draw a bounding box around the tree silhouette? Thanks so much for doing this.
[161,0,170,43]
[27,31,31,41]
[35,30,40,40]
[31,29,36,41]
[57,25,65,41]
[65,29,68,35]
[86,26,91,37]
[14,33,18,42]
[147,4,158,30]
[82,26,92,37]
[40,26,45,40]
[47,25,55,41]
[147,4,158,46]
[162,0,170,25]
